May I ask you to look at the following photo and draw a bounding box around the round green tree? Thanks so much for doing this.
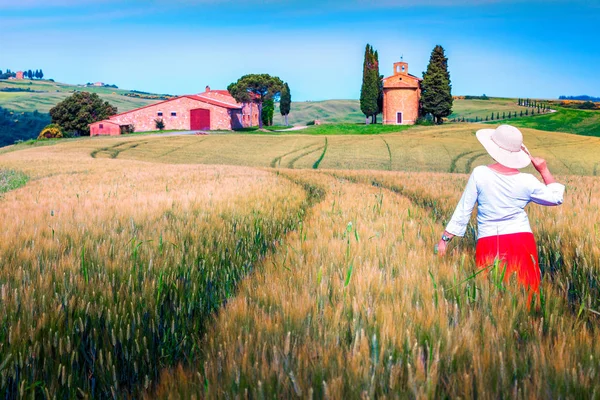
[228,74,284,129]
[49,92,117,136]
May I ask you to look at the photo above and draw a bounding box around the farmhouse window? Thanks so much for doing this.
[99,124,104,129]
[171,112,177,117]
[157,112,163,116]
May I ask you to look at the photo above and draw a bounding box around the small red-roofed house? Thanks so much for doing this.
[90,120,121,136]
[15,71,24,80]
[89,86,260,135]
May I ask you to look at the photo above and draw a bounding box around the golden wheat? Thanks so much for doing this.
[153,169,600,398]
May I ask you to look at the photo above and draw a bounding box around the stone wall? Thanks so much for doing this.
[90,121,121,136]
[109,97,237,131]
[382,61,421,126]
[382,87,421,125]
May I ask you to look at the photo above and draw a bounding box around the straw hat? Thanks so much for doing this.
[476,125,531,169]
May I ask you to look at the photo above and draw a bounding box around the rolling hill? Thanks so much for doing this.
[0,79,162,114]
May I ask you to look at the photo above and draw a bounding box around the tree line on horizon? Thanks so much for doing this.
[360,44,453,125]
[0,69,45,80]
[559,95,600,102]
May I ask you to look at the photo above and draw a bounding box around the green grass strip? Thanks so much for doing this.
[312,138,328,169]
[0,169,29,194]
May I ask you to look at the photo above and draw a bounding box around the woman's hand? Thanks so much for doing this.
[522,145,557,185]
[530,155,556,184]
[530,156,548,173]
[436,239,448,256]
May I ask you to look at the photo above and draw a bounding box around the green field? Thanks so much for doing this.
[508,106,600,137]
[448,97,528,121]
[273,99,364,125]
[0,79,160,113]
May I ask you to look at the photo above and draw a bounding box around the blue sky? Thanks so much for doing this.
[1,0,598,101]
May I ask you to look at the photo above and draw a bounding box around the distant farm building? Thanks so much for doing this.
[15,71,24,80]
[90,87,260,136]
[93,82,104,87]
[382,61,421,125]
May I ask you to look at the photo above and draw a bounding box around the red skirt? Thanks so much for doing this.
[475,232,540,292]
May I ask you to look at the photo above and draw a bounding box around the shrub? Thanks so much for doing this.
[306,120,316,126]
[579,101,596,110]
[416,117,434,126]
[155,118,165,130]
[37,124,63,140]
[121,124,135,134]
[464,95,489,100]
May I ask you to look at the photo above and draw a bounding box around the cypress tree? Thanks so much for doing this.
[502,112,506,119]
[421,45,453,124]
[520,110,523,117]
[279,82,291,126]
[360,44,379,124]
[374,50,383,124]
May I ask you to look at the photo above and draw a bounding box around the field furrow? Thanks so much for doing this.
[0,157,315,398]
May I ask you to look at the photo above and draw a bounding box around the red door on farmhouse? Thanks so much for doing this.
[190,108,210,130]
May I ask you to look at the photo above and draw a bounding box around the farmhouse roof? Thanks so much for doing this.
[187,94,242,109]
[108,92,242,119]
[90,119,120,126]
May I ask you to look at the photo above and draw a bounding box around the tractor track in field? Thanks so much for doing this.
[323,171,478,242]
[270,143,321,168]
[312,138,328,169]
[286,143,326,169]
[464,152,487,173]
[159,138,207,158]
[90,140,150,159]
[449,151,475,173]
[380,137,393,171]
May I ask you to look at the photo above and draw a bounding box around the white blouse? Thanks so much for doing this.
[446,166,565,239]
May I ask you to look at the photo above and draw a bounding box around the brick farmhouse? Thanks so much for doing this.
[90,86,260,136]
[382,61,422,125]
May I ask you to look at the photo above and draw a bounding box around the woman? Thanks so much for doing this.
[437,124,565,293]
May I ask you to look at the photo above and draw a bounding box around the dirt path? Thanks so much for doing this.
[273,126,309,132]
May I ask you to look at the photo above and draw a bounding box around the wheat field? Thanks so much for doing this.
[8,123,600,175]
[0,126,599,397]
